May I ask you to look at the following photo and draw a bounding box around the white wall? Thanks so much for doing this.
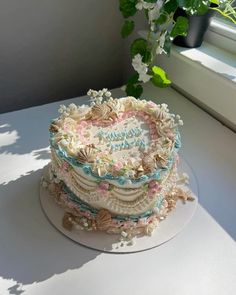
[0,0,124,113]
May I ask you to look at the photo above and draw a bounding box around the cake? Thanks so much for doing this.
[42,88,194,238]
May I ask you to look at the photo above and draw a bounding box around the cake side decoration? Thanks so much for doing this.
[42,88,194,239]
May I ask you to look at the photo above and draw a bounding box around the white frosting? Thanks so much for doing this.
[51,95,183,180]
[51,149,176,215]
[80,114,151,163]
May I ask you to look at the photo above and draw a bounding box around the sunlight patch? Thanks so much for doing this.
[0,130,20,149]
[0,147,50,185]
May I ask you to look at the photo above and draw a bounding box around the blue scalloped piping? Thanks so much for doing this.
[50,129,181,186]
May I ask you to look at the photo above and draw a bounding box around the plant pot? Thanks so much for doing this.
[173,8,215,48]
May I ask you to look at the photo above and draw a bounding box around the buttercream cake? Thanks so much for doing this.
[42,88,194,238]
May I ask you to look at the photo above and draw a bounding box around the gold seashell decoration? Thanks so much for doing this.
[77,146,96,164]
[165,186,194,212]
[91,103,112,120]
[155,152,169,168]
[135,164,145,177]
[49,123,59,133]
[175,187,195,204]
[89,101,119,122]
[96,209,112,230]
[124,97,137,111]
[62,212,75,231]
[144,219,159,236]
[142,154,157,173]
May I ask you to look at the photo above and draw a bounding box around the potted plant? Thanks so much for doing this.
[173,5,216,48]
[119,0,236,98]
[173,0,236,47]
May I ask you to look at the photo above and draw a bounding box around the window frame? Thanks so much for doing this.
[205,17,236,54]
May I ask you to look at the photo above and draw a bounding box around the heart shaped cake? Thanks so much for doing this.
[43,89,194,238]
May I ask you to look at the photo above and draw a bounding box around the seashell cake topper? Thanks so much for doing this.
[77,146,96,164]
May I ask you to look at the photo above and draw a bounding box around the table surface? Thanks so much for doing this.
[0,84,235,295]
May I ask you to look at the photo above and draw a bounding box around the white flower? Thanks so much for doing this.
[148,1,164,31]
[178,120,184,126]
[139,71,152,83]
[161,103,168,110]
[92,90,98,97]
[136,0,155,11]
[58,105,66,113]
[94,96,103,105]
[132,54,152,83]
[105,91,111,97]
[68,103,77,112]
[135,2,143,10]
[156,31,167,55]
[148,1,163,22]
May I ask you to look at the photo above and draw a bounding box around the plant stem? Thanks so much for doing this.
[209,7,236,24]
[146,29,152,66]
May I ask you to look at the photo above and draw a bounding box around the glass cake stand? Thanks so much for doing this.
[40,156,199,253]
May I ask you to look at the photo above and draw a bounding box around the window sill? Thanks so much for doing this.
[205,19,236,55]
[158,42,236,130]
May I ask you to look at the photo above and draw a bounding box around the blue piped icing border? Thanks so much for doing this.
[62,183,165,222]
[50,129,181,186]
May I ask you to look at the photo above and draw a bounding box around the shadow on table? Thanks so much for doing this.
[0,169,106,295]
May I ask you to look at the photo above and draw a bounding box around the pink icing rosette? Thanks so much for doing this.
[148,180,161,199]
[113,161,123,172]
[98,181,110,197]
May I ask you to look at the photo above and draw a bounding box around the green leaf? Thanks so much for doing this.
[119,0,138,18]
[162,0,178,14]
[151,66,171,88]
[130,38,152,63]
[210,0,219,5]
[170,16,189,38]
[155,14,168,25]
[177,0,210,15]
[121,20,135,38]
[127,73,139,84]
[125,83,143,98]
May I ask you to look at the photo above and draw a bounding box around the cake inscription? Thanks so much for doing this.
[97,127,146,151]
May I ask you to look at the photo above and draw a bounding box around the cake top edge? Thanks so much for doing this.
[49,89,183,185]
[56,88,183,124]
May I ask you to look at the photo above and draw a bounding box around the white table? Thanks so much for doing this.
[0,84,235,295]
